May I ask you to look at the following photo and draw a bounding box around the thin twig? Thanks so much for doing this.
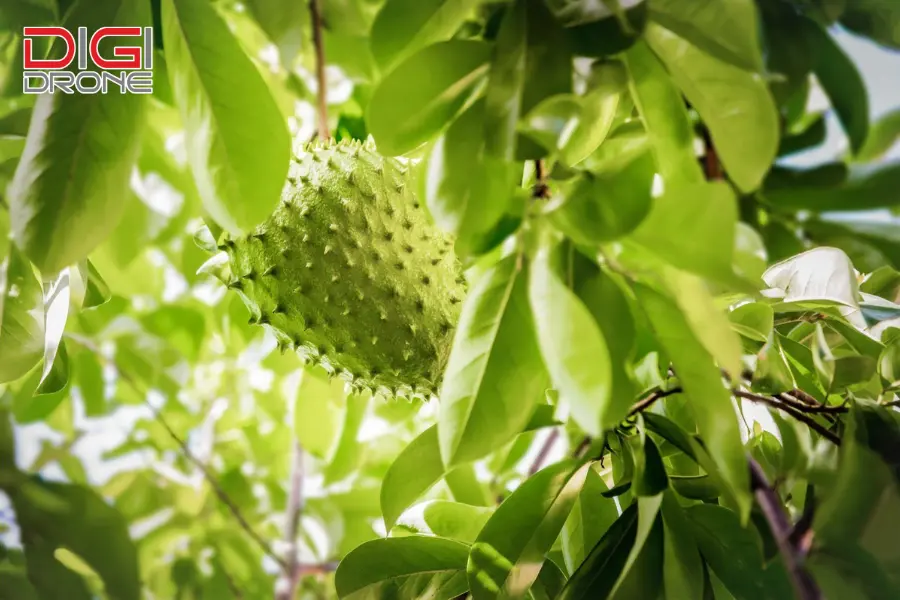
[627,387,683,417]
[65,334,288,570]
[789,483,816,558]
[734,390,841,446]
[276,442,306,599]
[528,429,560,476]
[149,398,288,570]
[749,458,822,600]
[702,128,723,181]
[309,0,329,140]
[775,393,847,414]
[533,159,549,199]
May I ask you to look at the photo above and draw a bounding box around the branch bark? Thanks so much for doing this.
[276,442,306,600]
[734,390,841,445]
[749,458,822,600]
[310,0,329,141]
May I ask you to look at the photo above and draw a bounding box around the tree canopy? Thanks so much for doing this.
[1,0,900,599]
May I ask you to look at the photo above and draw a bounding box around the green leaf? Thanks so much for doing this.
[423,501,493,544]
[763,163,900,211]
[809,542,900,600]
[729,302,774,343]
[11,477,141,600]
[840,0,900,50]
[35,340,67,396]
[550,149,655,245]
[438,254,548,467]
[423,100,519,257]
[687,504,790,600]
[324,392,369,484]
[609,499,664,600]
[560,60,627,166]
[561,465,619,574]
[630,427,668,497]
[664,268,744,381]
[857,108,900,162]
[645,22,779,192]
[244,0,308,66]
[335,535,470,600]
[467,461,590,599]
[530,245,617,437]
[381,426,443,532]
[647,0,763,71]
[0,246,43,383]
[483,0,571,160]
[445,464,491,507]
[162,0,290,234]
[8,1,149,274]
[367,40,491,156]
[661,491,705,600]
[630,181,739,283]
[557,503,639,600]
[624,40,704,187]
[573,262,638,435]
[293,368,346,460]
[370,0,481,72]
[0,563,38,600]
[763,247,860,310]
[804,19,869,155]
[79,260,110,309]
[634,283,751,518]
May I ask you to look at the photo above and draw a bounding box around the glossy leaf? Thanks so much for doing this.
[381,425,444,531]
[423,501,493,544]
[483,0,571,160]
[529,245,616,437]
[162,0,290,234]
[367,40,492,156]
[646,22,779,192]
[424,100,519,257]
[11,477,141,600]
[729,302,774,343]
[624,41,704,187]
[467,461,590,599]
[8,0,149,273]
[630,181,738,283]
[244,0,308,66]
[557,503,639,600]
[661,491,704,600]
[294,368,346,460]
[0,246,44,383]
[857,108,900,162]
[370,0,481,72]
[560,466,618,574]
[648,0,763,71]
[841,0,900,49]
[763,163,900,211]
[336,535,470,600]
[550,149,655,245]
[438,254,549,467]
[634,283,751,518]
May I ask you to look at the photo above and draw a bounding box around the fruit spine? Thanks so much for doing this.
[201,138,465,399]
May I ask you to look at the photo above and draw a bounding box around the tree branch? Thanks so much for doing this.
[64,334,288,571]
[276,442,306,600]
[533,159,549,199]
[309,0,329,141]
[628,386,683,417]
[527,429,559,476]
[749,458,822,600]
[733,390,841,445]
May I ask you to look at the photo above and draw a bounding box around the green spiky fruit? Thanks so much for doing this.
[204,138,465,398]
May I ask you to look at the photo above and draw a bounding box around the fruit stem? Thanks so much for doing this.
[310,0,329,141]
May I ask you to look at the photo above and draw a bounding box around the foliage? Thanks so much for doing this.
[0,0,900,599]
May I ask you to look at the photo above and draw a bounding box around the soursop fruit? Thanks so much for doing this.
[202,138,465,398]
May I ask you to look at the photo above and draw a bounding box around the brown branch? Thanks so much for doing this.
[533,159,549,199]
[775,393,847,415]
[276,442,306,599]
[149,399,288,571]
[309,0,329,141]
[702,128,723,180]
[749,458,822,600]
[64,334,288,571]
[628,386,683,417]
[734,390,841,446]
[527,429,560,476]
